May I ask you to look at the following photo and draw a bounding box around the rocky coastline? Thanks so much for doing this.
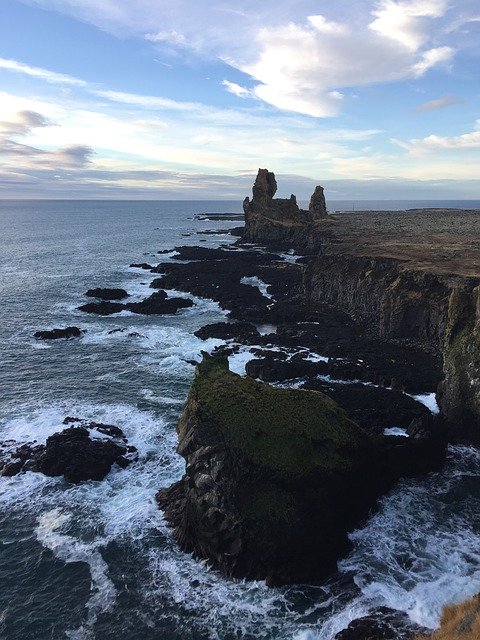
[8,171,479,638]
[154,170,480,638]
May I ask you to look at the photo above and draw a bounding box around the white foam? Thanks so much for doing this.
[228,349,257,376]
[36,508,117,638]
[240,276,273,299]
[410,392,440,414]
[384,427,409,437]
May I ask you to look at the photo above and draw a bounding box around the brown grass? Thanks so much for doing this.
[414,595,480,639]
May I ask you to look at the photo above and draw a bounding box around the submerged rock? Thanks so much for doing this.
[158,354,446,585]
[85,288,128,300]
[34,327,84,340]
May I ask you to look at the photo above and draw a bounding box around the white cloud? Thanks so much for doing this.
[369,0,447,51]
[221,80,252,98]
[393,121,480,153]
[93,89,201,111]
[0,57,86,86]
[307,15,349,35]
[145,30,186,45]
[20,0,458,118]
[411,45,453,76]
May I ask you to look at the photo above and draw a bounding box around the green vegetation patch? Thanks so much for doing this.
[194,354,368,478]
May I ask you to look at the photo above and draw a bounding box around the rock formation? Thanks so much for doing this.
[242,169,328,244]
[158,354,445,585]
[0,419,136,483]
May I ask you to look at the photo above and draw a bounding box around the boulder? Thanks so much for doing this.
[334,607,428,640]
[85,288,128,300]
[309,185,328,219]
[0,421,135,483]
[34,327,84,340]
[78,301,126,315]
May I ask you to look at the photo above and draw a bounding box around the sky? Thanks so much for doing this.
[0,0,479,199]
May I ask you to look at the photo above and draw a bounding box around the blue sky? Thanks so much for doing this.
[0,0,479,199]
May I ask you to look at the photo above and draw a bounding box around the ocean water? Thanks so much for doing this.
[1,199,480,640]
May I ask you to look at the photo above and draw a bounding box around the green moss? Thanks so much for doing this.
[194,354,368,479]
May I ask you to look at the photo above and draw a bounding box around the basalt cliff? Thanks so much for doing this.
[158,169,479,591]
[242,168,480,441]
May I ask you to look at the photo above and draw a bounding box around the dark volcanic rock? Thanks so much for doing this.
[301,380,429,431]
[37,427,128,483]
[130,262,153,270]
[242,168,328,245]
[127,291,194,315]
[79,301,126,315]
[334,607,428,640]
[157,354,446,585]
[85,288,128,300]
[194,322,261,343]
[1,419,135,483]
[34,327,84,340]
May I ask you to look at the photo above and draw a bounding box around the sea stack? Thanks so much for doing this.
[158,354,445,585]
[242,168,328,245]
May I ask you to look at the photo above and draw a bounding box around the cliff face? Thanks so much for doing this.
[438,286,480,441]
[415,594,480,640]
[239,169,480,440]
[158,355,445,585]
[305,255,453,351]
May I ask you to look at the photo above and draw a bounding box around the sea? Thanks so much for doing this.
[1,199,480,640]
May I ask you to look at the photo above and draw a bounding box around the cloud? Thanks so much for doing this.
[369,0,447,51]
[19,0,458,118]
[0,57,86,86]
[145,30,186,45]
[93,89,200,111]
[393,121,480,153]
[411,45,453,76]
[0,110,51,136]
[416,95,465,111]
[221,80,252,98]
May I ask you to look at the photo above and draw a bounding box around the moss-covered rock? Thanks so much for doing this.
[158,354,446,585]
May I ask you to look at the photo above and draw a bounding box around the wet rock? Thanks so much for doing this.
[85,288,128,300]
[334,607,428,640]
[129,263,153,270]
[78,301,126,315]
[1,420,134,483]
[194,322,261,343]
[34,327,84,340]
[127,291,194,315]
[302,380,429,431]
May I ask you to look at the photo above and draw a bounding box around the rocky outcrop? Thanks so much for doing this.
[34,327,84,340]
[85,288,128,300]
[242,169,328,245]
[158,354,445,585]
[0,419,136,483]
[333,607,428,639]
[78,290,194,316]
